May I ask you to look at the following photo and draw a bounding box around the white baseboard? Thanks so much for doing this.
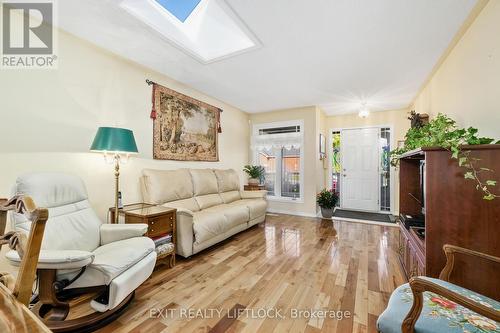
[266,209,318,218]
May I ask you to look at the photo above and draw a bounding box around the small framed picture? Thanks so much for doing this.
[319,133,326,159]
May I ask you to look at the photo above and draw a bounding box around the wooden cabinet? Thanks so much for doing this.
[398,145,500,300]
[398,223,425,279]
[244,184,266,191]
[144,213,174,238]
[109,203,177,268]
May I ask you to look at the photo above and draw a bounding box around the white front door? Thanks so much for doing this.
[341,128,380,211]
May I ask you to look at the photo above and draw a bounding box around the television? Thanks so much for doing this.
[401,159,426,229]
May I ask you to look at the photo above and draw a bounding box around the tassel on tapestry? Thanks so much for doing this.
[217,108,223,133]
[150,83,157,120]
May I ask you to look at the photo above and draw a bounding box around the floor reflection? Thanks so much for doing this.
[264,225,276,258]
[282,228,301,257]
[264,225,302,258]
[264,217,339,260]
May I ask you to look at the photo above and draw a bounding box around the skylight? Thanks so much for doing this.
[155,0,201,22]
[120,0,260,63]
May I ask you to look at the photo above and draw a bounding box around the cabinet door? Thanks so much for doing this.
[398,231,405,262]
[416,255,425,276]
[398,229,410,278]
[408,242,425,278]
[408,247,418,278]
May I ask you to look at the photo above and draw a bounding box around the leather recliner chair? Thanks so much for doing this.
[5,172,157,331]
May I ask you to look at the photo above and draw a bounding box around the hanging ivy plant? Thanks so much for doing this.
[390,113,500,200]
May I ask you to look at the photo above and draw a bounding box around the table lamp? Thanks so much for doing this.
[90,127,138,223]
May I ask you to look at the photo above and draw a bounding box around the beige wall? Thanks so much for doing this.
[412,0,500,139]
[325,109,410,213]
[249,106,409,215]
[316,107,328,197]
[0,19,250,222]
[325,109,409,144]
[249,106,326,216]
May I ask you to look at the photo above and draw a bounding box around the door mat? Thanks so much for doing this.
[333,209,396,223]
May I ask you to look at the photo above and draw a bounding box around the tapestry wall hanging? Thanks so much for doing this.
[149,81,222,161]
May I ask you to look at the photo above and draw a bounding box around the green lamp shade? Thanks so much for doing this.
[90,127,138,154]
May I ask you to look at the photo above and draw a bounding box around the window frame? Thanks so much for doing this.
[252,120,305,203]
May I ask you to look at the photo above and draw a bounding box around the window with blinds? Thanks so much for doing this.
[258,125,300,135]
[252,121,303,201]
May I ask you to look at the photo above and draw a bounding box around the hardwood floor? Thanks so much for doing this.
[97,214,406,333]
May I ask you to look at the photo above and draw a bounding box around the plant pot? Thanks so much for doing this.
[320,207,334,219]
[248,178,260,185]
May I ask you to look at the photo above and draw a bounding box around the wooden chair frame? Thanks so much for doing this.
[401,244,500,333]
[1,196,51,333]
[1,196,134,333]
[0,196,48,305]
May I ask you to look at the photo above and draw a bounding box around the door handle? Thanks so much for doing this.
[343,174,347,177]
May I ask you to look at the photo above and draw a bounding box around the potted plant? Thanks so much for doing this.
[390,113,499,200]
[243,165,265,185]
[316,189,339,218]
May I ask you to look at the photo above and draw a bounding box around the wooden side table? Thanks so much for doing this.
[109,203,177,268]
[244,184,266,191]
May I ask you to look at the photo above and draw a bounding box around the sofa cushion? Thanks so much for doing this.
[190,169,218,196]
[214,169,240,192]
[377,277,500,333]
[195,193,223,210]
[220,190,241,204]
[163,197,200,212]
[142,169,193,204]
[230,199,267,219]
[193,211,227,244]
[205,204,249,229]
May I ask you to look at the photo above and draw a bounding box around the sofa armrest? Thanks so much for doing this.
[173,210,194,258]
[166,207,194,217]
[240,190,267,199]
[6,249,94,270]
[100,223,148,245]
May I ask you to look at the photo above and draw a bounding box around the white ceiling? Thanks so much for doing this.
[118,0,260,63]
[56,0,477,115]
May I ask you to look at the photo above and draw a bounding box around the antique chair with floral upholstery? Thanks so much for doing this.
[5,173,157,332]
[377,244,500,333]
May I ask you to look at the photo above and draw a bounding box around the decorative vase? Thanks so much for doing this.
[320,207,334,219]
[248,178,259,185]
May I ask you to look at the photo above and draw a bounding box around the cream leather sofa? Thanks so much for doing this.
[141,168,267,257]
